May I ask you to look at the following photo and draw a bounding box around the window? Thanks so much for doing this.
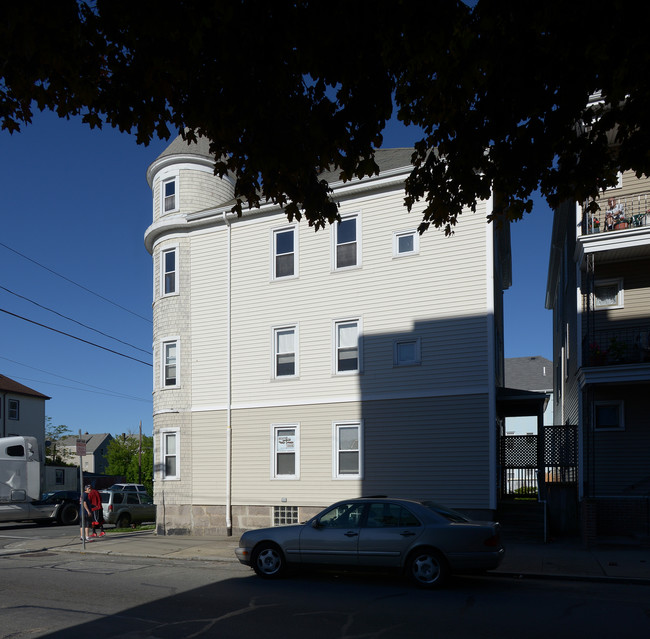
[393,230,419,256]
[333,422,362,478]
[366,503,421,528]
[162,177,178,213]
[317,502,365,528]
[162,247,177,295]
[593,278,623,310]
[594,401,624,430]
[394,338,421,366]
[272,425,299,479]
[273,326,297,377]
[272,227,296,279]
[162,340,179,388]
[161,429,179,479]
[8,399,19,420]
[334,215,359,269]
[334,319,361,374]
[274,505,299,525]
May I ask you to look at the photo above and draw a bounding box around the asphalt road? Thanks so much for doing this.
[1,532,649,639]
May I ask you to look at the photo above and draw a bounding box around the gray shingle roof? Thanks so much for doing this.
[504,356,553,392]
[60,433,113,453]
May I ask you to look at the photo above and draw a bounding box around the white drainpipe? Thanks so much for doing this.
[223,212,233,536]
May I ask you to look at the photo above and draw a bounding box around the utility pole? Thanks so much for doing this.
[138,421,142,484]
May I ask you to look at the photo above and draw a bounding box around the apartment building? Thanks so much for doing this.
[145,135,513,535]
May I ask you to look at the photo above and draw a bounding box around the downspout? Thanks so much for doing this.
[1,393,5,437]
[223,212,233,536]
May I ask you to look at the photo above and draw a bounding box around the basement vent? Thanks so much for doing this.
[274,505,299,526]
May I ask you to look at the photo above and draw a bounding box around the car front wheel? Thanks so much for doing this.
[251,543,286,579]
[406,548,449,589]
[58,503,79,526]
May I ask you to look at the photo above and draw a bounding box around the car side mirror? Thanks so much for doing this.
[311,519,322,529]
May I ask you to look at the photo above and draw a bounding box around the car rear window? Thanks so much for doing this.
[421,501,471,523]
[100,493,110,504]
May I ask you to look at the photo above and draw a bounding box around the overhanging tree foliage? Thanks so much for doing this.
[2,1,648,234]
[105,434,153,493]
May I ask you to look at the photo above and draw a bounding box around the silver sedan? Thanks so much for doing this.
[236,497,505,588]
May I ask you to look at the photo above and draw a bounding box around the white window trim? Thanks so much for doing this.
[160,244,179,297]
[332,420,363,479]
[272,324,299,379]
[332,213,362,271]
[593,278,624,310]
[594,400,625,431]
[161,338,180,389]
[393,229,419,257]
[160,428,180,480]
[271,225,299,281]
[158,168,180,216]
[332,317,362,375]
[270,423,300,480]
[393,337,422,366]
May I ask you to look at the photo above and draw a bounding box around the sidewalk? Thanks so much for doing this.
[2,529,649,584]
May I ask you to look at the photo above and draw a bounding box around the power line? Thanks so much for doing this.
[0,241,152,323]
[0,307,152,367]
[0,285,151,355]
[0,356,150,403]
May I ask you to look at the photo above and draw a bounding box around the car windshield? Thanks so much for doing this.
[421,501,471,523]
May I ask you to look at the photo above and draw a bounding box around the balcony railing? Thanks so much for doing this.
[584,326,650,366]
[583,193,650,235]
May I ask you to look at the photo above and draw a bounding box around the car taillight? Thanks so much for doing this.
[109,505,113,512]
[484,534,500,547]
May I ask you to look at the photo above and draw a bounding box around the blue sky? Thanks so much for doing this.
[1,111,552,437]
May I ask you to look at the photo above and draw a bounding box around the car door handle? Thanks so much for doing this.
[344,531,359,537]
[400,531,416,537]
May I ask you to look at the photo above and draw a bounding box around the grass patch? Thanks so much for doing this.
[107,524,155,534]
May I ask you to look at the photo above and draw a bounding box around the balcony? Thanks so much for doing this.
[583,193,650,236]
[583,327,650,367]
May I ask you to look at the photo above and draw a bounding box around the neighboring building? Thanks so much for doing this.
[145,136,520,536]
[59,433,113,475]
[504,356,553,435]
[0,374,50,457]
[546,167,650,544]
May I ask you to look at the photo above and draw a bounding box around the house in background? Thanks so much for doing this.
[0,374,50,457]
[59,433,114,475]
[504,356,553,435]
[546,166,650,544]
[144,135,525,536]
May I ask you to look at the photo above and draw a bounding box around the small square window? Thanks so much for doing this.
[274,505,299,525]
[394,338,421,366]
[594,401,624,430]
[593,278,623,310]
[393,230,419,256]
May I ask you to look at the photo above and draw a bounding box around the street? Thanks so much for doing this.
[0,523,648,639]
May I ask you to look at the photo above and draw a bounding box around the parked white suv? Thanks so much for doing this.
[107,483,148,493]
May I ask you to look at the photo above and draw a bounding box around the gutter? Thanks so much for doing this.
[223,212,233,536]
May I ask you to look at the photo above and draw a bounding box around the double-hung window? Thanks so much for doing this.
[333,421,362,478]
[162,177,177,213]
[274,326,297,378]
[272,227,296,279]
[334,214,359,269]
[272,424,299,479]
[334,319,361,374]
[162,340,179,388]
[161,429,179,479]
[162,247,177,296]
[8,399,19,420]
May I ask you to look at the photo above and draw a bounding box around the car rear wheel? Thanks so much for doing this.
[406,548,449,589]
[116,513,131,528]
[251,543,286,579]
[58,503,79,526]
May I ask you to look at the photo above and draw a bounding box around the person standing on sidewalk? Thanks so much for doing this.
[88,485,105,537]
[80,485,92,541]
